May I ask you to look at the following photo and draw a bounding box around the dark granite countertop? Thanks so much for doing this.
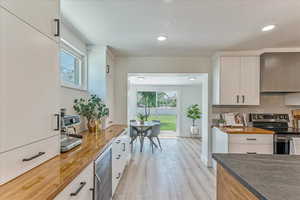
[213,153,300,200]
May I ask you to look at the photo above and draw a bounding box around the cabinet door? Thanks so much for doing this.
[106,52,114,126]
[0,0,60,42]
[0,8,60,152]
[220,57,241,105]
[240,57,260,105]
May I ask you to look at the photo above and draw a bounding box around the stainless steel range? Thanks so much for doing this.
[249,113,300,154]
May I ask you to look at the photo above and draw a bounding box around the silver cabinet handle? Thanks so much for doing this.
[116,140,121,144]
[22,152,45,162]
[236,95,239,103]
[246,138,257,141]
[242,95,245,103]
[54,19,60,37]
[70,182,86,196]
[122,143,126,152]
[54,114,60,131]
[116,154,121,160]
[247,152,257,154]
[116,173,121,179]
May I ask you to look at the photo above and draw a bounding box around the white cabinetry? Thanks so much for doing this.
[54,163,94,200]
[0,5,60,184]
[0,0,60,42]
[285,93,300,105]
[112,130,130,195]
[88,47,115,127]
[212,127,273,156]
[213,56,260,105]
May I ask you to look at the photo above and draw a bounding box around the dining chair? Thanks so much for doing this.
[129,120,138,152]
[147,121,162,153]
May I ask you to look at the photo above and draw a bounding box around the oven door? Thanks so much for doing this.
[94,146,112,200]
[274,135,290,154]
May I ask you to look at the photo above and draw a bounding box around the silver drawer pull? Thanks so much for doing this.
[247,152,257,154]
[116,140,121,144]
[116,173,121,179]
[116,154,121,160]
[70,182,86,196]
[246,138,257,141]
[22,152,45,162]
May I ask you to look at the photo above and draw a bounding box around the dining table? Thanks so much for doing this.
[130,121,159,152]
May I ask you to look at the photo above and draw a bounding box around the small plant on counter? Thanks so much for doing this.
[93,95,109,130]
[73,94,109,133]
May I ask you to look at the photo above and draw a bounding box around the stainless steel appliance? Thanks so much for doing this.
[94,146,112,200]
[60,110,82,153]
[249,113,300,154]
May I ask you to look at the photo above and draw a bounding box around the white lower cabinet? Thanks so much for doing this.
[212,127,273,155]
[54,163,94,200]
[112,130,130,195]
[0,135,60,185]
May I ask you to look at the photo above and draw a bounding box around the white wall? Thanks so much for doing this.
[60,22,89,131]
[114,57,212,166]
[128,84,203,137]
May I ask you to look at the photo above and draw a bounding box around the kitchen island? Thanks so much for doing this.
[213,153,300,200]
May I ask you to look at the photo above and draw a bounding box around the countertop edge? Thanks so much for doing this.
[213,126,275,134]
[212,153,268,200]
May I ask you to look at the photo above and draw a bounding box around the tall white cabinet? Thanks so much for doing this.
[88,46,115,127]
[0,0,60,42]
[0,2,60,184]
[213,56,260,105]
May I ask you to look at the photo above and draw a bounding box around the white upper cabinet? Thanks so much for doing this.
[0,8,60,152]
[0,0,60,42]
[213,56,260,105]
[240,57,260,105]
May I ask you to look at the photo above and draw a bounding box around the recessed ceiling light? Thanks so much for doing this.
[262,25,276,32]
[157,35,167,41]
[137,76,145,80]
[189,77,196,81]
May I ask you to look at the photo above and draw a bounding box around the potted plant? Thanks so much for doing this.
[218,118,226,127]
[93,95,109,131]
[73,95,109,133]
[186,104,202,135]
[137,113,146,124]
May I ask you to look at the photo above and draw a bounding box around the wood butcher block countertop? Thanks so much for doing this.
[217,127,274,134]
[0,124,127,200]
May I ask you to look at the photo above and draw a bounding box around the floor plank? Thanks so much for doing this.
[113,138,216,200]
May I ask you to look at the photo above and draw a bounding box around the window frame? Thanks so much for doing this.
[60,39,87,91]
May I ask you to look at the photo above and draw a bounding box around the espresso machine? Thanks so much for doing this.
[60,109,83,153]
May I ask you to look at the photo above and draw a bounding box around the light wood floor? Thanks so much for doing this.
[113,138,216,200]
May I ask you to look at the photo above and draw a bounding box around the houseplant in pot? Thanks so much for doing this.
[186,104,202,135]
[137,113,146,124]
[93,95,109,131]
[73,95,97,133]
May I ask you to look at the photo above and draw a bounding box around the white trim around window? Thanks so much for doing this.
[60,38,88,91]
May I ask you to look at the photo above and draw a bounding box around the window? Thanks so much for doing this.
[60,40,86,90]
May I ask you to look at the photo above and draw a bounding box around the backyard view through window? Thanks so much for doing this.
[137,91,177,132]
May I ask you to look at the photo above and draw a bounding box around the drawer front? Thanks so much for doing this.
[229,134,273,145]
[0,135,60,185]
[54,163,94,200]
[229,144,273,154]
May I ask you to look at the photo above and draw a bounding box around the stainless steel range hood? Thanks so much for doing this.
[261,52,300,93]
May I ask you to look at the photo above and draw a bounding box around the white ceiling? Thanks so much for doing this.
[61,0,300,57]
[128,74,204,85]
